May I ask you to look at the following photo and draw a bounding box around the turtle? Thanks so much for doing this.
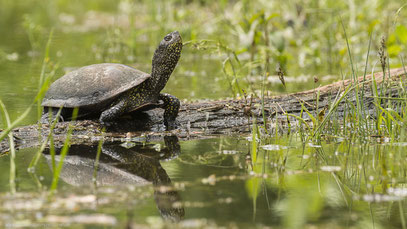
[41,31,182,130]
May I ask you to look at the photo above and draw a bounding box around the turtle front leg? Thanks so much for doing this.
[99,100,127,125]
[159,93,180,130]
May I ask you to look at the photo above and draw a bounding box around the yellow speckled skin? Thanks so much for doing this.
[99,31,182,129]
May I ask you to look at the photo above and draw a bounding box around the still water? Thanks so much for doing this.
[0,136,406,228]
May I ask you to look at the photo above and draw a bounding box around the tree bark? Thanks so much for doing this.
[1,68,406,153]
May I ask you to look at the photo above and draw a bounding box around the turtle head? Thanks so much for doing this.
[151,31,182,91]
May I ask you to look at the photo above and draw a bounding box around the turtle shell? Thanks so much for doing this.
[42,63,151,108]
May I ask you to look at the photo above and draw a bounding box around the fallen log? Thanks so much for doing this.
[1,68,406,153]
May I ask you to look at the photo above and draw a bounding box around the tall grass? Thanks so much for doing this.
[93,130,105,188]
[37,29,55,122]
[0,100,16,194]
[50,108,78,192]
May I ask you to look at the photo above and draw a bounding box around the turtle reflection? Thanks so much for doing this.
[43,135,184,222]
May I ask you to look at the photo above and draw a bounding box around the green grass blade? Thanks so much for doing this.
[37,29,54,121]
[0,100,16,194]
[50,108,78,192]
[313,83,354,137]
[93,132,105,187]
[300,103,316,129]
[251,117,257,163]
[287,114,311,131]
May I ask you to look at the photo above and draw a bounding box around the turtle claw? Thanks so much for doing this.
[165,119,177,131]
[100,120,114,128]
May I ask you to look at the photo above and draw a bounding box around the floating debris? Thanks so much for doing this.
[219,150,239,155]
[308,143,322,148]
[388,187,407,197]
[182,201,209,208]
[261,144,287,151]
[120,141,136,149]
[45,214,117,226]
[201,174,216,185]
[178,218,218,228]
[218,197,233,204]
[320,166,341,172]
[245,135,259,142]
[3,198,44,211]
[153,144,161,152]
[359,194,402,202]
[388,142,407,147]
[301,154,310,159]
[58,13,76,24]
[6,52,19,61]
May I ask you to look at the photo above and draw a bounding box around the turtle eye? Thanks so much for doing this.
[164,35,172,41]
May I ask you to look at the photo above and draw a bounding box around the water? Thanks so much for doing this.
[1,136,406,228]
[1,1,407,228]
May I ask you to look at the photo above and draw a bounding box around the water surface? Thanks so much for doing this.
[1,136,406,228]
